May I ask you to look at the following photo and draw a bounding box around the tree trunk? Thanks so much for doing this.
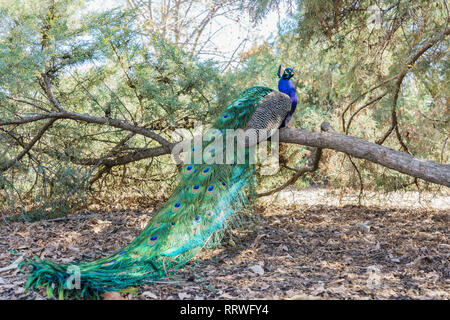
[279,123,450,187]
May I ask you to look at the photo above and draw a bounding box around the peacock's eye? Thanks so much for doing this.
[148,235,158,246]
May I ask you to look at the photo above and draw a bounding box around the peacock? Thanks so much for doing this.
[20,66,298,299]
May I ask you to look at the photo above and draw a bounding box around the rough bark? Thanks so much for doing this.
[279,123,450,187]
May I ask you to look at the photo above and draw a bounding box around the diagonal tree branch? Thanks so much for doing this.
[341,74,399,131]
[376,27,450,148]
[280,124,450,187]
[345,91,388,134]
[257,147,322,197]
[0,111,174,150]
[0,119,56,172]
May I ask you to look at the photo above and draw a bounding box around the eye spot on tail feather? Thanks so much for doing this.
[148,235,158,246]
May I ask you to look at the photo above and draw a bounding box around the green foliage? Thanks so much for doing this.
[0,0,244,219]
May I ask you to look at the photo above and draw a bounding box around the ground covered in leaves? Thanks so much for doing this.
[0,189,448,300]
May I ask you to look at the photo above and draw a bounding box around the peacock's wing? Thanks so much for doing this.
[246,91,291,133]
[243,91,291,146]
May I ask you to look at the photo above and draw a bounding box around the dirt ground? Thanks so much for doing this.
[0,189,448,300]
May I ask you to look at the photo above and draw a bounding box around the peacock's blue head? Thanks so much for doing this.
[282,68,294,79]
[277,65,295,80]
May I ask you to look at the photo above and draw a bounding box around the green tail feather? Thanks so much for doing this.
[20,86,273,299]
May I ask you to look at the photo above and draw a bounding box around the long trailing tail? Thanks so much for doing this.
[22,164,254,299]
[20,87,275,299]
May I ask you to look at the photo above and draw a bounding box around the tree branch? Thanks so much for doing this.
[0,111,174,149]
[376,27,450,147]
[0,119,56,172]
[2,116,448,188]
[279,124,450,187]
[341,74,398,131]
[72,146,172,167]
[257,147,322,197]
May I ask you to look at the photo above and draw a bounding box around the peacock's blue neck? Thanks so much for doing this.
[278,78,297,103]
[278,78,297,127]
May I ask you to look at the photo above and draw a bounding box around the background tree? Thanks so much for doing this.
[0,0,238,220]
[126,0,253,67]
[238,0,449,198]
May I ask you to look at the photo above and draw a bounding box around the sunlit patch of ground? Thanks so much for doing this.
[0,189,448,300]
